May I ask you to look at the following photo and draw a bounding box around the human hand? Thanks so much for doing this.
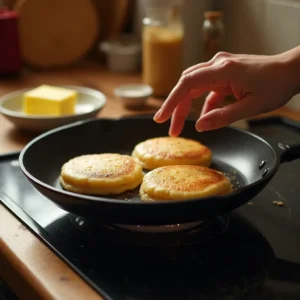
[153,48,300,136]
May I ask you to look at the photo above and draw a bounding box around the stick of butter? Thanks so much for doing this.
[23,85,77,116]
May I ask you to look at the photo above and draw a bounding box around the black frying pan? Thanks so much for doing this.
[19,116,300,225]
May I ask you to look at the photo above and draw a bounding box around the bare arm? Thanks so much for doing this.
[153,45,300,136]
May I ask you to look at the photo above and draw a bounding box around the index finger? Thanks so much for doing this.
[154,64,229,123]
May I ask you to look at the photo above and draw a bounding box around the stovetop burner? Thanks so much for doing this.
[70,215,229,247]
[113,220,204,233]
[1,117,300,299]
[47,212,277,300]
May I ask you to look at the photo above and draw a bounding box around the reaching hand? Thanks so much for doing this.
[153,46,300,136]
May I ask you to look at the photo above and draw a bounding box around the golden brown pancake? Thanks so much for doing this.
[60,153,143,195]
[132,136,212,170]
[140,165,232,202]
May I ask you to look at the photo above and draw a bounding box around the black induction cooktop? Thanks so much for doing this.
[1,117,300,300]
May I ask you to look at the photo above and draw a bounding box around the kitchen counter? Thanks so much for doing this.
[0,62,300,300]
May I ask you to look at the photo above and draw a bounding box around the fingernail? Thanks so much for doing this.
[196,119,213,132]
[153,109,162,121]
[168,129,178,137]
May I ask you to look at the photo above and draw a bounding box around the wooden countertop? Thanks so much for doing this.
[0,63,163,300]
[0,62,300,300]
[0,63,164,154]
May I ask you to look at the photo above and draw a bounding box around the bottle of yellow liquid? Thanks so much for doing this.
[142,1,184,97]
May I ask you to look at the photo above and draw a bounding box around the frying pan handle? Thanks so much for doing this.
[278,143,300,163]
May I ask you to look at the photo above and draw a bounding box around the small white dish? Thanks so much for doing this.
[114,83,153,109]
[0,85,107,132]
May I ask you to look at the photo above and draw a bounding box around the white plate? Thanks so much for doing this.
[0,85,107,132]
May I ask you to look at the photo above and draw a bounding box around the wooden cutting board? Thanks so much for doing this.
[93,0,131,41]
[2,0,17,9]
[14,0,100,68]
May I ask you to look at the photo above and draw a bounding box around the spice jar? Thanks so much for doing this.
[202,11,224,62]
[142,0,184,97]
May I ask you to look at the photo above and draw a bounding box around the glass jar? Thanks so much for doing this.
[202,11,224,62]
[142,1,184,97]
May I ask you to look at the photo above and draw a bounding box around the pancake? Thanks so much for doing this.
[60,153,143,195]
[132,136,212,170]
[140,165,232,202]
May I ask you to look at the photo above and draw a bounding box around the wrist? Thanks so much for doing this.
[278,46,300,96]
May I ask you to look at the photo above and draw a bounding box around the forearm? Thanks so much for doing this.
[279,45,300,96]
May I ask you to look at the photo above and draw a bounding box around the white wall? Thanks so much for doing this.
[224,0,300,111]
[181,0,211,68]
[224,0,300,55]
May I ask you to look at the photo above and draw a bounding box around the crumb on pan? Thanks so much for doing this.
[273,200,284,207]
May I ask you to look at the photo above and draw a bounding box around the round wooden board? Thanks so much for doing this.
[94,0,130,41]
[14,0,100,68]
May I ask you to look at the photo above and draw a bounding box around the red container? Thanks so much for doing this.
[0,8,21,75]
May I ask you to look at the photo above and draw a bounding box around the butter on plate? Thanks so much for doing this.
[23,85,77,116]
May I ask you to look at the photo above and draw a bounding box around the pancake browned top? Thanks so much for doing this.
[135,137,210,160]
[141,165,232,201]
[60,153,143,195]
[62,153,136,180]
[144,165,226,191]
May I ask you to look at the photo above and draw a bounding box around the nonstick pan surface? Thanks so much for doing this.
[19,116,300,225]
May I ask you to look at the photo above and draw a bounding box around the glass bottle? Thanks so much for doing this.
[142,0,184,97]
[202,11,224,62]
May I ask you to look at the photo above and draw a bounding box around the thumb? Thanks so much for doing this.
[195,95,256,132]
